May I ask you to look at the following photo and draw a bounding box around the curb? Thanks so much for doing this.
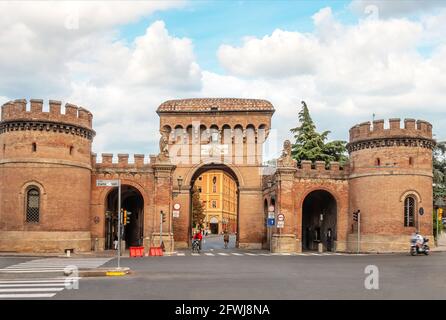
[64,267,131,277]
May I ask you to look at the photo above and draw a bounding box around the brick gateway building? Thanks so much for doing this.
[0,98,435,253]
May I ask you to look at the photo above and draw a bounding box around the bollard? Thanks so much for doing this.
[318,242,323,253]
[66,249,71,257]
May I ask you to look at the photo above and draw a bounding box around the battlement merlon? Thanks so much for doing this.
[92,153,154,168]
[1,99,93,129]
[349,118,433,142]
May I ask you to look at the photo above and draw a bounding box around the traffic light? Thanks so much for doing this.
[162,211,166,223]
[438,208,443,221]
[353,210,360,222]
[123,210,127,225]
[126,211,132,225]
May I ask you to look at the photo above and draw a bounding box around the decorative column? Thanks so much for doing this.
[149,161,176,252]
[271,140,299,253]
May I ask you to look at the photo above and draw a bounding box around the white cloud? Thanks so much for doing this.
[214,7,446,142]
[349,0,446,18]
[1,1,446,159]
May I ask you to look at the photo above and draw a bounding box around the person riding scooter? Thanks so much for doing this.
[413,231,424,250]
[192,229,203,251]
[410,231,430,255]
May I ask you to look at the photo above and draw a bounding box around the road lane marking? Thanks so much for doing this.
[0,293,56,298]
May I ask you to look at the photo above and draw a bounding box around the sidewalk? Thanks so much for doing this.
[0,250,128,258]
[431,245,446,252]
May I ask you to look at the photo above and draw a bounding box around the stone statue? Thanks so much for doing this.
[278,140,295,167]
[158,129,169,160]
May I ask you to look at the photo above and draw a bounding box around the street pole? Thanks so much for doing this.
[437,208,439,246]
[117,180,121,269]
[160,210,163,248]
[357,211,361,254]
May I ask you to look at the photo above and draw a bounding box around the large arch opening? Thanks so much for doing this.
[104,185,144,249]
[190,163,239,250]
[302,190,337,252]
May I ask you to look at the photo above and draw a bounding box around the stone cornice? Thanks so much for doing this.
[0,119,96,140]
[0,158,92,170]
[347,136,435,153]
[93,167,154,175]
[349,172,433,180]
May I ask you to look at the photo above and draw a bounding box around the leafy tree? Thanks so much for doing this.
[433,141,445,237]
[433,141,446,202]
[191,185,205,229]
[290,101,348,165]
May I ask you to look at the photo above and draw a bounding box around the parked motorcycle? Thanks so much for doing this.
[410,237,430,256]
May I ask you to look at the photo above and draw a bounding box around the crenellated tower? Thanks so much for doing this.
[0,99,95,252]
[347,118,435,252]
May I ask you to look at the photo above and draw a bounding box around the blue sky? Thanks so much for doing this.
[120,0,356,73]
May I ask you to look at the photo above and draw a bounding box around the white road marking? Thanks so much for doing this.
[0,293,56,298]
[205,253,215,256]
[0,288,64,293]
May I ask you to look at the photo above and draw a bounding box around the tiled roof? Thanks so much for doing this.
[157,98,274,112]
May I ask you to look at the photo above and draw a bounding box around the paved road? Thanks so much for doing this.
[1,251,443,300]
[201,234,236,250]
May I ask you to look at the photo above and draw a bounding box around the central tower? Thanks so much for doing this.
[156,98,274,249]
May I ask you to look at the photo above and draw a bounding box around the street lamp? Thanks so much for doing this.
[173,176,183,198]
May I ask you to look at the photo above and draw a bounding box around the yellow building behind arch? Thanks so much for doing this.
[194,170,237,234]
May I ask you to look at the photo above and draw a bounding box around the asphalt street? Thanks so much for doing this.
[1,248,444,300]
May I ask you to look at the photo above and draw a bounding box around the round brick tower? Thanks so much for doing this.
[347,118,435,252]
[0,99,95,252]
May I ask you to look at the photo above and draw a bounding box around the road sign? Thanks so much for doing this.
[277,213,285,222]
[173,203,181,210]
[96,179,119,187]
[268,212,275,219]
[419,207,424,216]
[267,218,275,227]
[268,206,275,213]
[173,210,180,218]
[277,220,284,228]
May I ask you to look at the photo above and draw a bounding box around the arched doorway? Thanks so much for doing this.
[104,185,144,249]
[302,190,337,252]
[190,163,240,249]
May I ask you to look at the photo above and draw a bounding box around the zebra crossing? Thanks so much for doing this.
[0,257,112,273]
[164,251,367,257]
[0,277,80,299]
[0,257,112,299]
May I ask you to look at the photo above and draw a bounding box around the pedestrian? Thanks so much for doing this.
[113,234,118,250]
[223,229,230,249]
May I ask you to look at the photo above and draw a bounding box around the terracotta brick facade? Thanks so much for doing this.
[0,98,435,253]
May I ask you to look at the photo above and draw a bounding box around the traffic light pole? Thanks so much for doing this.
[160,211,163,249]
[437,208,439,246]
[117,180,121,269]
[357,211,361,254]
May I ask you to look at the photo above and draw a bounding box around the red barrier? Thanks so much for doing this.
[148,246,163,256]
[130,246,144,257]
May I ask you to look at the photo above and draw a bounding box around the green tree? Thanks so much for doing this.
[433,141,446,202]
[433,141,445,237]
[191,185,205,229]
[290,101,348,165]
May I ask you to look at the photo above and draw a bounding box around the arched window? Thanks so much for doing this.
[26,188,40,223]
[212,176,217,193]
[404,196,415,227]
[32,143,37,152]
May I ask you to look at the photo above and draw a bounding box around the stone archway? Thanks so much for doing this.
[104,185,144,249]
[302,190,337,252]
[189,163,240,249]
